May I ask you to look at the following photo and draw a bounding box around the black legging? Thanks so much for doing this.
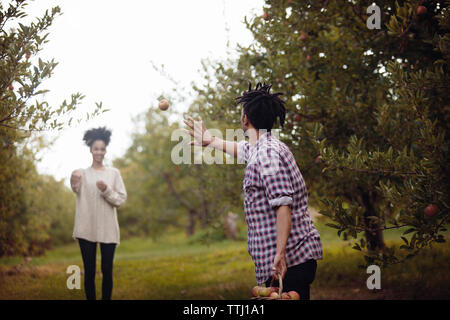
[77,238,116,300]
[265,259,317,300]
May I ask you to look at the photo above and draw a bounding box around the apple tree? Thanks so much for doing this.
[0,0,104,256]
[191,0,449,266]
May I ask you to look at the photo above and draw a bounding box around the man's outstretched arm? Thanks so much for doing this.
[184,116,238,158]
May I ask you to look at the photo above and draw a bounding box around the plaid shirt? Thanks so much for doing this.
[237,131,323,284]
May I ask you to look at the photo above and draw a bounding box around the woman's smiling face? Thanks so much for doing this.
[90,140,106,163]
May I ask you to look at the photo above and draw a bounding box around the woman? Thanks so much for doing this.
[70,127,127,300]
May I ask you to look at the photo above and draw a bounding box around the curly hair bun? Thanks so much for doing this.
[83,127,112,147]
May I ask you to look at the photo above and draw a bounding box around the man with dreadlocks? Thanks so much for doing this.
[184,82,322,300]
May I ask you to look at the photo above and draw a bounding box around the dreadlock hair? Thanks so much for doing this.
[83,127,112,147]
[235,82,286,131]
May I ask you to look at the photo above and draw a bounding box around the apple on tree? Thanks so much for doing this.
[424,204,439,217]
[299,31,307,40]
[417,6,427,15]
[315,155,322,163]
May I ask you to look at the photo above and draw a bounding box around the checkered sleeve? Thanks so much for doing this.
[237,140,249,164]
[259,148,294,209]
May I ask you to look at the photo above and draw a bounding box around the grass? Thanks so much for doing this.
[1,218,449,300]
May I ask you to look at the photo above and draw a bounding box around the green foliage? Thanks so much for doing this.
[187,0,449,266]
[114,106,245,239]
[0,141,76,256]
[0,1,104,133]
[0,1,104,256]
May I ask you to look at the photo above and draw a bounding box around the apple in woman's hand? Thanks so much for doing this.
[96,180,107,192]
[71,170,82,183]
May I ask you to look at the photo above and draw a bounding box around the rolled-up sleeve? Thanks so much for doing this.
[259,150,294,209]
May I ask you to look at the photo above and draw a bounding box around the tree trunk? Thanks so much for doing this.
[361,191,385,251]
[187,209,196,236]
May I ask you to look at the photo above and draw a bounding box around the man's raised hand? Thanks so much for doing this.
[183,115,214,147]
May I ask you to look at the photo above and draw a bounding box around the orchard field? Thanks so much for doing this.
[1,0,449,301]
[1,212,449,300]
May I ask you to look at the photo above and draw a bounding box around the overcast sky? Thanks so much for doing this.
[21,0,263,184]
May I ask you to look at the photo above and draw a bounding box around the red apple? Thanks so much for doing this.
[315,155,322,163]
[158,99,169,111]
[306,54,311,61]
[299,32,307,40]
[288,291,300,300]
[8,85,13,90]
[293,113,302,122]
[281,292,291,300]
[269,287,279,294]
[251,286,261,297]
[269,292,280,299]
[425,204,439,217]
[417,6,427,15]
[258,287,271,297]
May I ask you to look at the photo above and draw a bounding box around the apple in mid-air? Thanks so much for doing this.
[158,99,169,111]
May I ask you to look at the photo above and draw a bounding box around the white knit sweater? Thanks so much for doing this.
[71,166,127,245]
